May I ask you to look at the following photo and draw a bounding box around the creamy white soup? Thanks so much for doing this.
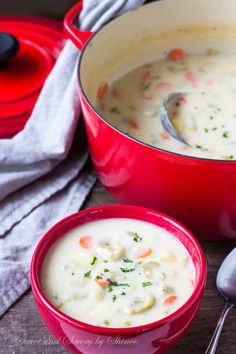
[96,48,236,160]
[41,218,195,328]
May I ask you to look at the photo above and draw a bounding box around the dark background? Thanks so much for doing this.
[0,0,81,18]
[0,0,157,18]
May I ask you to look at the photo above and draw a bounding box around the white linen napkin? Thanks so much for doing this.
[0,0,145,317]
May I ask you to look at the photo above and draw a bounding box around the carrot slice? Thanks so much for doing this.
[97,82,109,100]
[156,82,172,90]
[178,97,188,105]
[161,132,170,140]
[185,71,197,83]
[182,146,190,151]
[142,93,154,101]
[96,279,109,287]
[138,248,153,258]
[128,118,139,129]
[169,48,186,62]
[79,236,92,249]
[164,295,177,304]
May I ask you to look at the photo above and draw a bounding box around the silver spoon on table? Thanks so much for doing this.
[205,247,236,354]
[160,92,190,146]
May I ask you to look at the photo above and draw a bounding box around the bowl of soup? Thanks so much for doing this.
[31,204,206,354]
[64,0,236,240]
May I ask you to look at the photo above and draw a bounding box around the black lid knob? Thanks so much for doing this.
[0,32,19,67]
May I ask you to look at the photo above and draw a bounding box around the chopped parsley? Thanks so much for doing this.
[121,291,126,296]
[90,257,97,266]
[103,260,108,263]
[223,131,229,138]
[120,267,135,273]
[107,279,130,290]
[110,107,122,114]
[209,115,214,120]
[123,258,133,263]
[196,145,202,149]
[103,269,110,273]
[112,295,117,302]
[71,272,75,276]
[141,83,151,91]
[84,270,91,278]
[142,281,153,287]
[127,231,143,242]
[204,128,209,133]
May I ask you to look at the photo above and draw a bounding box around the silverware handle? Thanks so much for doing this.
[205,302,234,354]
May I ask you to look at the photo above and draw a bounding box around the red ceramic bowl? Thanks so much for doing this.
[31,205,206,354]
[64,0,236,240]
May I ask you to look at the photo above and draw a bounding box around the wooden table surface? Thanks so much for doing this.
[0,181,236,354]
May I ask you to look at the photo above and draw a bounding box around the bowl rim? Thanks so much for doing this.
[77,1,236,164]
[30,204,207,335]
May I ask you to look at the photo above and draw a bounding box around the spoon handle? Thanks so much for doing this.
[205,302,234,354]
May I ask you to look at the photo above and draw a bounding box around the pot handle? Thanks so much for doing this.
[64,1,93,50]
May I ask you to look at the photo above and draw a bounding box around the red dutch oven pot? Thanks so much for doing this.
[65,0,236,240]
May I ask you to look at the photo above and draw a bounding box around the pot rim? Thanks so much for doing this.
[30,204,207,336]
[77,2,236,164]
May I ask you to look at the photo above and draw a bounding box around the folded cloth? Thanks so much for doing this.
[0,0,145,317]
[0,122,89,237]
[0,159,96,318]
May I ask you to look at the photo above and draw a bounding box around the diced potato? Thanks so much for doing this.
[186,126,197,132]
[207,48,219,56]
[172,118,184,131]
[159,251,176,263]
[143,261,159,277]
[91,285,106,301]
[159,272,166,281]
[109,271,127,282]
[97,241,125,261]
[124,294,155,314]
[162,285,175,295]
[180,255,190,266]
[71,252,94,267]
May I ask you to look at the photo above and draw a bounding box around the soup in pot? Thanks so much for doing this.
[96,48,236,160]
[41,218,195,328]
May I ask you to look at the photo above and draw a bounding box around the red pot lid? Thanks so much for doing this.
[0,16,65,137]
